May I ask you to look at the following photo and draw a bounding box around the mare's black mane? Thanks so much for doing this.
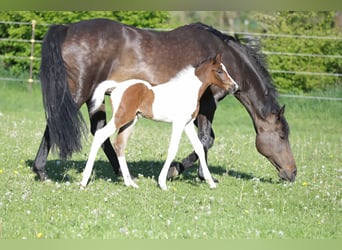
[193,23,282,119]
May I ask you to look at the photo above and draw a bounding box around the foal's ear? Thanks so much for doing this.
[214,53,223,64]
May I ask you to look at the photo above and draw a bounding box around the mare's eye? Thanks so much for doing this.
[217,69,223,74]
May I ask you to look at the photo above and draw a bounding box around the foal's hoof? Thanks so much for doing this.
[158,181,168,191]
[208,182,217,189]
[128,182,139,189]
[79,182,87,190]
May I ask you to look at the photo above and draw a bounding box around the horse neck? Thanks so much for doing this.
[235,87,280,134]
[225,41,280,134]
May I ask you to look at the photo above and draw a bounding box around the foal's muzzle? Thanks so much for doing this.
[228,82,239,94]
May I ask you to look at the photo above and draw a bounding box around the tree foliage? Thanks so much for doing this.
[253,11,342,93]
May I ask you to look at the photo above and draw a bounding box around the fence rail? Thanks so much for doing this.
[1,20,341,92]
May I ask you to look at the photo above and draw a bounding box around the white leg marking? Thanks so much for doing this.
[118,156,139,188]
[184,121,216,189]
[80,118,116,188]
[115,117,138,188]
[158,121,185,190]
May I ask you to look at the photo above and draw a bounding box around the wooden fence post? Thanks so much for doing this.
[28,19,36,91]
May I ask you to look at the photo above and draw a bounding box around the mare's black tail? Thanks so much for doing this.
[40,24,86,159]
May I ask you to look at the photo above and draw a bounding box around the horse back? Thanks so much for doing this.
[59,19,226,103]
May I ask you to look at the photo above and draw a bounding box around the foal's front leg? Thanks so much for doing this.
[167,88,218,182]
[158,121,186,190]
[80,118,116,188]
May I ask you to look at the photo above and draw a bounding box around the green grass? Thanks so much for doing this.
[0,82,341,239]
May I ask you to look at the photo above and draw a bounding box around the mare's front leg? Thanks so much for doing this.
[80,118,116,188]
[195,113,217,182]
[32,125,51,181]
[87,101,121,176]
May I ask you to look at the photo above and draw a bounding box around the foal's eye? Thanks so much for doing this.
[216,69,223,74]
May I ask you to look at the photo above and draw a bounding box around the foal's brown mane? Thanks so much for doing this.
[192,54,218,68]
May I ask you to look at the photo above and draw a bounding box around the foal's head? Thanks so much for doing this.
[195,53,238,94]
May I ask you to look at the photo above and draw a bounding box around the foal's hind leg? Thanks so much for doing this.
[80,118,116,188]
[87,101,121,176]
[114,118,139,188]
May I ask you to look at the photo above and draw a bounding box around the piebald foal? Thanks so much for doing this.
[80,53,238,190]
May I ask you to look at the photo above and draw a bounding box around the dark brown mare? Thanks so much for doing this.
[34,18,297,183]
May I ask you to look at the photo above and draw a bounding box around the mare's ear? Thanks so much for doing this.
[278,105,286,119]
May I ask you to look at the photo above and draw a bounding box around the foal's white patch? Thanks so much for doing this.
[151,66,200,122]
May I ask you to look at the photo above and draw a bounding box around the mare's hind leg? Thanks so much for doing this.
[32,125,51,181]
[87,101,121,176]
[114,118,139,188]
[80,118,116,188]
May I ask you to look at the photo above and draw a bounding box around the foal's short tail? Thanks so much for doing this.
[40,24,86,159]
[90,80,120,114]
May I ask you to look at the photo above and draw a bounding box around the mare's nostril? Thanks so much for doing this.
[292,169,297,179]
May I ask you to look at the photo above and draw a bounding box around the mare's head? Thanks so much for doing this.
[195,23,296,182]
[195,53,238,94]
[228,40,297,182]
[254,105,297,182]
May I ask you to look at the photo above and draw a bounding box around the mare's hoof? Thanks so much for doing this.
[167,162,184,180]
[198,174,219,183]
[32,167,49,182]
[43,179,52,184]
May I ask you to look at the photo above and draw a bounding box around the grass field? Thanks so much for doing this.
[0,82,341,239]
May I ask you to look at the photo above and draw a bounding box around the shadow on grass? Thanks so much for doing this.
[226,169,276,184]
[27,159,276,185]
